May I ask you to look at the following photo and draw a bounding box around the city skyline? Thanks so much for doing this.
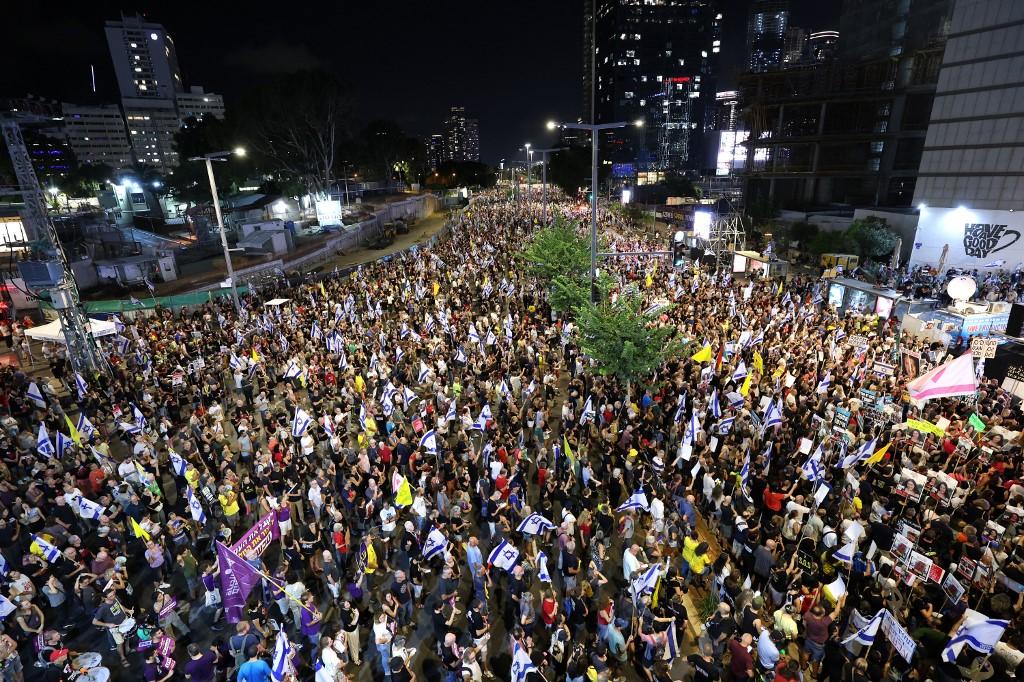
[5,1,839,165]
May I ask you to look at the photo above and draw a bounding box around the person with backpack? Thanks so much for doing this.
[235,647,272,682]
[227,622,261,676]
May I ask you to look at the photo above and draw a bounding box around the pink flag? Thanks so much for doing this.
[907,352,977,402]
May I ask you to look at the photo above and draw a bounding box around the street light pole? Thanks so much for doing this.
[532,147,565,227]
[548,120,643,302]
[190,147,246,313]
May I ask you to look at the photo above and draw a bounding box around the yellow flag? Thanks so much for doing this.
[319,281,327,298]
[651,574,662,608]
[691,343,713,363]
[776,279,783,296]
[645,272,653,288]
[740,374,752,396]
[563,435,577,470]
[65,414,81,447]
[772,363,786,380]
[298,370,306,389]
[251,348,261,362]
[433,281,440,297]
[130,517,151,541]
[395,477,413,506]
[362,541,378,574]
[355,375,365,394]
[867,442,891,465]
[752,351,764,375]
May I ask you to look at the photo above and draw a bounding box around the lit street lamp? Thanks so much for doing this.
[531,147,566,227]
[547,119,643,302]
[188,147,247,312]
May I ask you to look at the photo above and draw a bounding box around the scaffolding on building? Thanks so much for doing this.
[705,213,745,270]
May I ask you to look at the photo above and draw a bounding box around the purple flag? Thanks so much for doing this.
[216,541,262,623]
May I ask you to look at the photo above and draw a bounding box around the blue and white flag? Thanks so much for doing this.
[185,486,207,523]
[630,563,661,597]
[76,413,96,441]
[941,610,1010,663]
[395,347,405,364]
[454,347,467,364]
[580,395,596,425]
[0,595,14,619]
[510,640,538,682]
[284,361,302,379]
[816,371,831,394]
[732,361,747,383]
[444,399,457,423]
[91,446,114,471]
[55,432,73,456]
[75,496,105,521]
[418,361,431,383]
[229,353,243,371]
[132,404,147,430]
[310,321,322,342]
[475,403,492,431]
[359,404,368,431]
[37,424,54,457]
[0,552,7,577]
[487,539,520,572]
[423,526,449,560]
[292,408,313,438]
[841,609,885,646]
[616,489,651,513]
[168,449,187,477]
[740,450,751,491]
[401,386,418,406]
[685,412,700,444]
[419,429,438,455]
[468,325,480,345]
[271,630,294,682]
[118,421,142,435]
[663,621,680,660]
[833,540,856,564]
[322,416,335,440]
[26,382,45,407]
[709,390,722,419]
[517,513,556,535]
[801,445,824,482]
[32,534,61,563]
[74,373,89,399]
[762,399,782,432]
[716,416,735,435]
[673,393,687,423]
[839,437,876,469]
[536,551,552,583]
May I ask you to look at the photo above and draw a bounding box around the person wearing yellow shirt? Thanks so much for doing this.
[682,530,710,585]
[218,485,240,529]
[184,466,200,491]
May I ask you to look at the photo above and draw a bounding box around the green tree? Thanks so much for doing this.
[808,230,858,256]
[547,146,608,197]
[574,294,680,385]
[790,221,819,247]
[167,116,251,208]
[59,163,113,197]
[518,218,591,282]
[846,217,900,259]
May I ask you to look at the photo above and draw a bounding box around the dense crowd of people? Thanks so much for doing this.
[0,191,1021,682]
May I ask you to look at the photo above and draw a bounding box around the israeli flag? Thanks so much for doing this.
[395,347,404,364]
[740,450,751,491]
[168,449,187,477]
[630,563,661,598]
[37,424,55,457]
[132,404,147,430]
[422,526,449,560]
[359,404,368,431]
[284,361,301,379]
[838,437,876,469]
[185,486,207,523]
[0,595,14,619]
[517,513,556,535]
[485,330,497,346]
[673,393,687,423]
[801,446,824,482]
[663,621,680,660]
[0,552,7,577]
[310,321,322,341]
[536,551,552,584]
[26,382,45,407]
[32,534,61,563]
[418,361,431,383]
[684,412,700,444]
[56,432,73,456]
[91,446,114,471]
[419,429,438,455]
[510,640,537,682]
[271,630,293,682]
[487,539,520,572]
[580,395,596,425]
[732,361,747,383]
[616,489,651,513]
[76,496,105,521]
[444,399,458,423]
[402,386,417,405]
[292,408,313,438]
[941,610,1010,663]
[475,403,492,431]
[74,373,89,399]
[841,609,884,646]
[454,347,468,364]
[762,399,782,432]
[323,416,335,439]
[833,540,856,564]
[709,389,722,419]
[816,371,831,394]
[229,353,243,371]
[468,325,480,344]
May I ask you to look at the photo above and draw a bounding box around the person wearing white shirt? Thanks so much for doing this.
[380,503,397,535]
[622,544,644,582]
[315,635,342,682]
[307,482,324,524]
[650,497,665,534]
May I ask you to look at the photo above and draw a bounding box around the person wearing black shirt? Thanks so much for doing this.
[688,644,722,682]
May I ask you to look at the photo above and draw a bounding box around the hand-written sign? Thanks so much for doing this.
[970,337,998,359]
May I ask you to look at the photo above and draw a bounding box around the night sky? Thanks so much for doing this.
[6,1,840,164]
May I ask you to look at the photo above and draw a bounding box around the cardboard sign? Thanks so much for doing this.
[881,610,917,664]
[847,335,869,348]
[970,337,998,359]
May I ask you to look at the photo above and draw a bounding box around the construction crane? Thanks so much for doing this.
[1,114,107,375]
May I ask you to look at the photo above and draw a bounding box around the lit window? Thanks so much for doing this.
[135,67,142,72]
[713,47,720,53]
[656,75,663,82]
[625,91,634,98]
[639,99,646,106]
[130,42,137,48]
[150,32,159,40]
[139,85,147,91]
[713,40,721,47]
[702,51,708,58]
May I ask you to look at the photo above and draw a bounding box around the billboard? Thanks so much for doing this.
[612,163,636,178]
[911,207,1024,270]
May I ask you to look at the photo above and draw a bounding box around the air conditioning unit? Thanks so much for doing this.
[16,261,64,289]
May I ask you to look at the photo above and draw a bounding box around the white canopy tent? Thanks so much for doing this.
[25,318,118,343]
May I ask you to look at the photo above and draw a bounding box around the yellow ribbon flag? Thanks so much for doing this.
[752,351,764,375]
[563,435,577,470]
[772,365,786,381]
[776,279,783,296]
[651,574,662,608]
[319,281,327,298]
[740,374,752,396]
[866,442,891,465]
[395,477,413,507]
[432,281,440,297]
[65,415,81,447]
[645,272,653,288]
[691,343,713,363]
[355,375,366,394]
[130,517,151,542]
[251,348,261,362]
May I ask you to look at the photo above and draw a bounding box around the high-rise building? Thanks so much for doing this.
[910,0,1024,270]
[747,0,790,72]
[104,14,223,173]
[783,26,806,65]
[175,87,226,122]
[61,103,134,170]
[443,107,480,163]
[427,134,444,171]
[582,0,721,173]
[739,0,954,208]
[807,31,839,63]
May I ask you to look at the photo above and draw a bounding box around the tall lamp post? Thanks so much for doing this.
[532,147,566,227]
[189,147,246,312]
[547,120,643,302]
